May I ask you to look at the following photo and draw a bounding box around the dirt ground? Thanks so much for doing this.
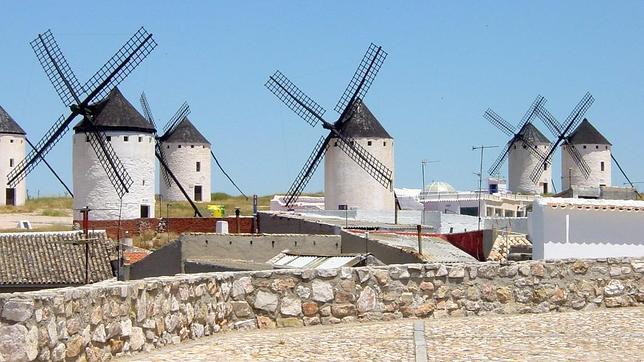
[0,213,73,230]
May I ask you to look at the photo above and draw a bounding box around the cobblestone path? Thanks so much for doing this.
[124,307,643,361]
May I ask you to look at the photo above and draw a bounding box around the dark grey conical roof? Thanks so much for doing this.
[160,117,210,145]
[74,88,155,133]
[338,101,392,139]
[0,105,26,135]
[568,119,611,145]
[515,123,549,144]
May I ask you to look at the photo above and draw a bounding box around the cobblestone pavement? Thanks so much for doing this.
[124,307,643,361]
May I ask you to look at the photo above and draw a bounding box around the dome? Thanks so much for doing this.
[423,181,456,193]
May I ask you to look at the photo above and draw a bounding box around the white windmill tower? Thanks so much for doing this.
[72,88,157,220]
[265,43,394,211]
[0,106,27,206]
[561,119,611,189]
[324,101,394,210]
[484,96,552,194]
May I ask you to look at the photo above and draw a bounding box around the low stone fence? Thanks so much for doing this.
[0,258,642,361]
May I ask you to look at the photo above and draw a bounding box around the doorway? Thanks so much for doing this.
[194,186,203,202]
[5,188,15,206]
[542,183,548,194]
[140,205,150,218]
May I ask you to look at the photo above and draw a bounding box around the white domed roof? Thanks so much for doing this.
[424,181,456,193]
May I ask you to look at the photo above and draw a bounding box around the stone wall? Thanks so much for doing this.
[0,258,642,361]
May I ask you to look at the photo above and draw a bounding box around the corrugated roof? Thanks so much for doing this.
[269,252,363,269]
[0,105,26,135]
[0,230,114,286]
[160,117,210,144]
[337,100,392,139]
[515,123,549,144]
[568,119,611,145]
[74,88,155,133]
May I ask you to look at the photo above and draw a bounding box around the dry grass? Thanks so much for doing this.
[1,224,74,233]
[133,231,180,250]
[0,196,73,216]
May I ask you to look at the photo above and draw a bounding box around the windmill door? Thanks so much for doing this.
[140,205,150,218]
[194,186,203,202]
[5,188,15,206]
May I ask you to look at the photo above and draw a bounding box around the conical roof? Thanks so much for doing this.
[160,117,210,145]
[0,105,26,135]
[74,88,155,133]
[337,101,392,139]
[568,119,611,145]
[515,123,549,144]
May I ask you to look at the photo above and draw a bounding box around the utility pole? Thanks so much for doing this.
[472,145,498,230]
[421,160,440,193]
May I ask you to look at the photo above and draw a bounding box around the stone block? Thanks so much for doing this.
[311,280,334,302]
[331,304,356,318]
[277,317,304,328]
[280,297,302,317]
[1,299,34,322]
[254,291,278,312]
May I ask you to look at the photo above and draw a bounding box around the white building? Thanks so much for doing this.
[72,88,156,220]
[324,102,394,211]
[529,197,644,259]
[0,106,27,206]
[159,117,211,203]
[562,119,612,190]
[507,123,552,194]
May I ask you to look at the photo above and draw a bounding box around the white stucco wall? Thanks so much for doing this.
[561,144,611,189]
[159,142,211,202]
[529,197,644,260]
[73,131,156,220]
[508,142,552,194]
[324,137,394,211]
[0,134,26,206]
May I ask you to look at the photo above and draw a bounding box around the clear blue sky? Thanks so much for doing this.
[1,1,643,197]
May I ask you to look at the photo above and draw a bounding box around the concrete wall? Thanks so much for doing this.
[422,211,529,235]
[0,133,26,206]
[508,141,551,194]
[128,239,183,280]
[529,198,644,259]
[340,230,423,265]
[0,258,641,360]
[257,212,340,235]
[159,142,211,202]
[325,137,394,211]
[562,144,611,189]
[73,131,156,220]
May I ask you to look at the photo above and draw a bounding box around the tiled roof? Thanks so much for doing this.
[0,230,114,286]
[0,105,26,135]
[337,100,392,139]
[74,88,155,133]
[160,117,210,145]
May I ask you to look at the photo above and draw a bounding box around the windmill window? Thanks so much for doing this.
[595,145,599,149]
[583,145,587,149]
[383,141,386,146]
[601,161,605,171]
[138,137,143,142]
[522,145,527,149]
[544,163,548,171]
[334,142,338,147]
[196,162,201,172]
[106,136,111,142]
[86,136,90,142]
[191,145,194,148]
[124,136,129,142]
[9,139,13,143]
[9,159,14,167]
[367,141,372,146]
[167,145,170,149]
[605,145,608,150]
[142,180,145,186]
[178,145,182,148]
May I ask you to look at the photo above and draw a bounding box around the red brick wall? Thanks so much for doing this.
[75,217,254,240]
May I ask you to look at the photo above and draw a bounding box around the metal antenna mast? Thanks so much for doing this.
[472,145,498,230]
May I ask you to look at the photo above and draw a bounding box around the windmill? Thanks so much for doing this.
[139,93,204,217]
[530,92,594,189]
[265,43,394,210]
[484,96,552,194]
[6,28,157,213]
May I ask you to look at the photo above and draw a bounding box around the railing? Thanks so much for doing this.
[419,191,535,203]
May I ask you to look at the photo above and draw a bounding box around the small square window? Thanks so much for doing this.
[178,145,182,148]
[124,136,129,142]
[595,145,599,149]
[142,180,145,186]
[367,141,372,146]
[383,141,387,146]
[167,145,170,149]
[191,145,194,148]
[334,142,338,147]
[583,145,587,149]
[138,136,143,142]
[106,136,111,142]
[600,161,605,171]
[9,158,14,167]
[9,139,13,143]
[86,136,90,142]
[196,161,201,172]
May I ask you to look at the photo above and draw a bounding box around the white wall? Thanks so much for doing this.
[529,197,644,260]
[508,141,552,194]
[0,134,26,206]
[73,131,156,220]
[159,142,211,203]
[561,144,611,189]
[324,137,394,211]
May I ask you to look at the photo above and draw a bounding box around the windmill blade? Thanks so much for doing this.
[516,95,546,131]
[536,104,563,136]
[283,135,331,207]
[7,114,71,187]
[334,43,387,115]
[333,130,393,190]
[564,142,591,179]
[530,140,561,183]
[139,92,157,129]
[488,142,512,176]
[483,109,515,137]
[156,150,203,217]
[211,150,248,200]
[156,144,172,187]
[81,27,157,105]
[24,137,73,197]
[265,70,326,127]
[521,137,549,164]
[162,102,190,135]
[30,30,83,106]
[561,92,594,134]
[86,130,134,198]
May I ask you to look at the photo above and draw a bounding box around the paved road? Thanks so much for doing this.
[124,307,643,361]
